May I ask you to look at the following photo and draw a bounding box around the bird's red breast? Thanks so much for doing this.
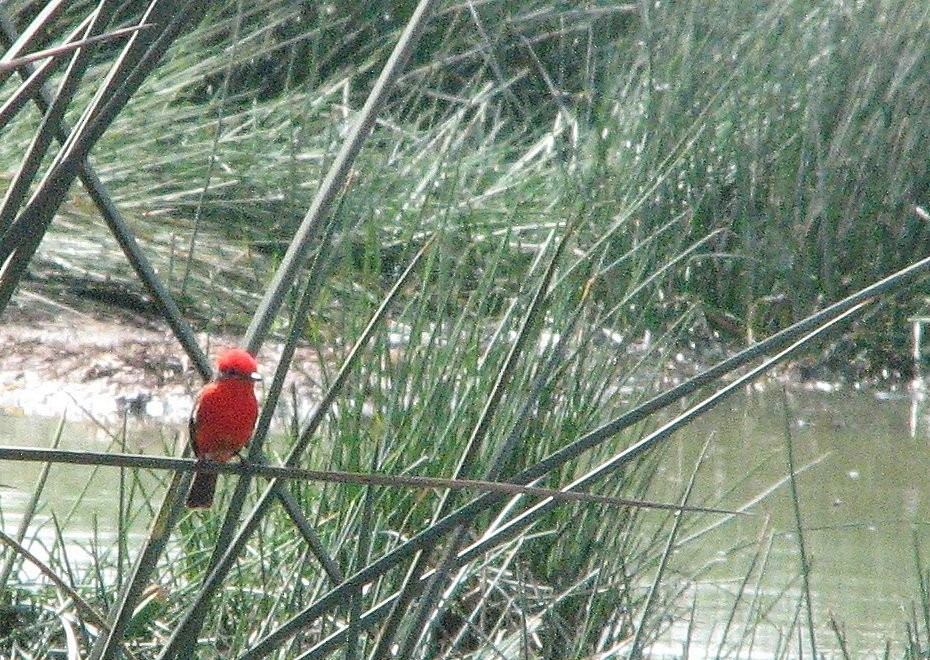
[190,377,259,461]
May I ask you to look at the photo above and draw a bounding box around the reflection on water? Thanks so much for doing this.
[1,385,929,653]
[646,384,930,656]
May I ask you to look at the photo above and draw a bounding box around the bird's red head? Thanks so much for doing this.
[215,348,260,380]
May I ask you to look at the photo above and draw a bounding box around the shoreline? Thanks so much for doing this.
[0,302,320,424]
[0,296,914,426]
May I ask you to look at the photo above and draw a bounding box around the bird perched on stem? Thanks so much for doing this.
[186,348,261,509]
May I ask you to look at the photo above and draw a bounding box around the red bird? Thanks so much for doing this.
[186,348,261,509]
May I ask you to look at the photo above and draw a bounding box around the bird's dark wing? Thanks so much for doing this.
[188,400,201,457]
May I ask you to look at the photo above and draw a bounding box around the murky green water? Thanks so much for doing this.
[647,384,930,656]
[1,385,928,654]
[0,413,172,579]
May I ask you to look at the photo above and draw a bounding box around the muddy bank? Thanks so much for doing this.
[0,302,320,424]
[1,293,907,429]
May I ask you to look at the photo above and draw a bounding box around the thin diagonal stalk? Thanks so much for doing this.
[89,471,188,660]
[179,0,241,296]
[276,488,344,583]
[502,246,930,491]
[676,453,828,549]
[0,1,209,314]
[827,613,851,660]
[243,0,439,349]
[0,12,91,130]
[348,440,383,660]
[205,211,344,589]
[915,532,930,648]
[0,528,139,659]
[0,0,70,87]
[117,416,127,595]
[0,0,68,79]
[0,24,149,74]
[83,165,211,379]
[451,303,868,574]
[158,237,435,659]
[0,0,115,231]
[733,518,776,657]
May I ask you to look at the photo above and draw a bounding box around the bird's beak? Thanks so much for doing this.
[250,372,262,382]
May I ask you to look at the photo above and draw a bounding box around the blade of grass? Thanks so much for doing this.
[828,612,851,660]
[914,531,930,646]
[629,435,712,656]
[0,528,139,659]
[0,2,212,378]
[0,1,116,232]
[204,209,346,591]
[716,516,775,656]
[0,1,209,314]
[0,24,150,73]
[0,5,208,374]
[0,12,91,131]
[178,0,241,297]
[782,386,817,657]
[241,294,874,657]
[89,470,188,660]
[0,0,69,86]
[453,303,865,577]
[346,439,383,660]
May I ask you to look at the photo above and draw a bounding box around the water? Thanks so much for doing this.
[646,383,930,656]
[1,384,928,654]
[0,413,172,581]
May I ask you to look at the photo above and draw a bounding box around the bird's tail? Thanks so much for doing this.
[186,471,217,508]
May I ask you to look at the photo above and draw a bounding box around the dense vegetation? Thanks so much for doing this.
[4,1,929,368]
[3,0,930,656]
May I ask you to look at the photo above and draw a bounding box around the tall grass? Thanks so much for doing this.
[7,0,927,367]
[603,0,930,369]
[2,0,930,656]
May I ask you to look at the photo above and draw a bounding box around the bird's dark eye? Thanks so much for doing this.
[219,368,260,381]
